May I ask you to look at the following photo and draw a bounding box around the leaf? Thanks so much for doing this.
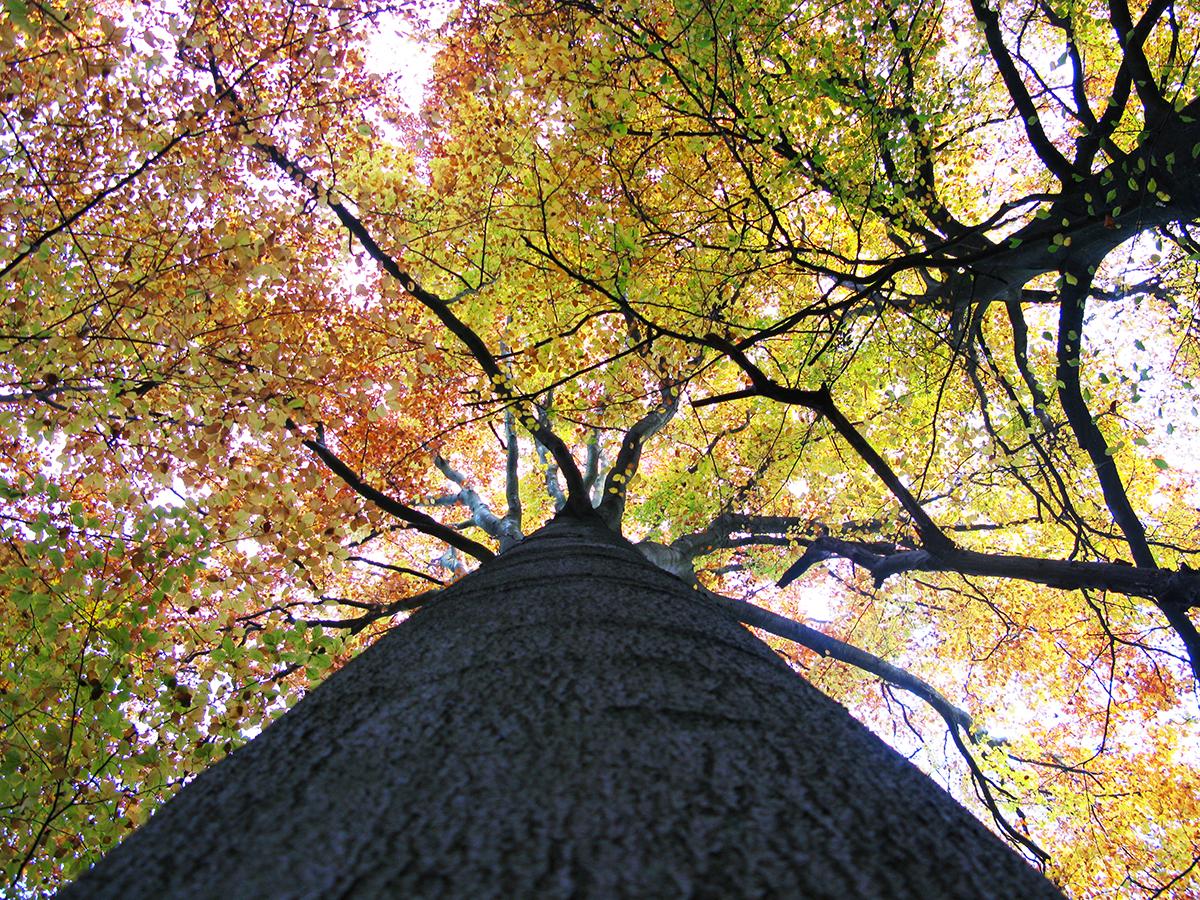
[3,0,37,35]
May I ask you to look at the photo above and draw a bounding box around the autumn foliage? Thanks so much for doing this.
[2,0,1199,895]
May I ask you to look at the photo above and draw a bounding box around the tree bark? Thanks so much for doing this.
[62,515,1062,898]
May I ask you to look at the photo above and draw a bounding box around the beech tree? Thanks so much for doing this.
[1,0,1198,896]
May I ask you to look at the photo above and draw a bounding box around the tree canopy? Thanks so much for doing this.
[2,0,1198,895]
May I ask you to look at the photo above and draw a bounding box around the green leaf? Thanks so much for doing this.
[3,0,38,35]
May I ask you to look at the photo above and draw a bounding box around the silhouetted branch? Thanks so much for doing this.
[704,588,972,733]
[778,534,1200,604]
[303,437,494,562]
[1055,272,1154,567]
[698,335,953,553]
[968,0,1074,181]
[504,408,522,531]
[346,556,444,585]
[534,392,567,512]
[778,534,1200,681]
[302,588,438,635]
[704,586,1048,862]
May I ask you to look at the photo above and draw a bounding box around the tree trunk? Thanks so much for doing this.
[63,514,1062,898]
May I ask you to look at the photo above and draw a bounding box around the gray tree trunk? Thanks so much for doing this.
[62,515,1062,898]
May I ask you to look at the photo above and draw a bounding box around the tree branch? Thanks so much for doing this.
[597,381,680,529]
[303,438,495,562]
[779,534,1200,681]
[503,408,522,531]
[1055,272,1154,567]
[303,588,438,635]
[1106,0,1173,123]
[433,454,523,551]
[704,587,1049,862]
[702,588,973,731]
[0,123,195,280]
[534,393,568,512]
[346,556,444,585]
[699,335,953,553]
[968,0,1076,181]
[776,535,1200,601]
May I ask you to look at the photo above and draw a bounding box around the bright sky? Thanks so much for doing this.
[365,13,440,114]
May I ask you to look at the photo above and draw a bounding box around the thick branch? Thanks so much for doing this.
[596,382,680,529]
[779,539,930,589]
[780,535,1200,681]
[968,0,1076,181]
[1038,1,1100,144]
[702,589,973,732]
[1003,300,1052,428]
[534,394,568,512]
[304,438,494,562]
[1106,0,1173,123]
[671,513,802,562]
[503,408,522,531]
[433,454,523,551]
[1055,273,1154,568]
[779,535,1200,604]
[582,429,602,503]
[700,335,953,553]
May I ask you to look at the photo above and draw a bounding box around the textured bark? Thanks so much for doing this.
[63,515,1062,898]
